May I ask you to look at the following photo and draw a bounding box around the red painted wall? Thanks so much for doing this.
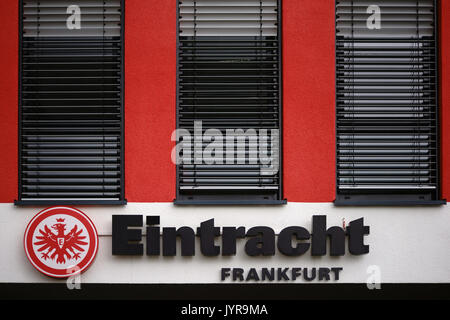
[0,1,18,203]
[440,0,450,200]
[282,0,336,202]
[0,0,449,203]
[124,0,176,202]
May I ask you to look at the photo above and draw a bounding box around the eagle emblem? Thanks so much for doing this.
[34,217,88,264]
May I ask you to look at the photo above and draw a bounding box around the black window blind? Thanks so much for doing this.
[335,0,444,205]
[17,0,125,205]
[175,0,284,204]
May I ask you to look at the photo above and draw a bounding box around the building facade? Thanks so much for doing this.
[0,0,449,287]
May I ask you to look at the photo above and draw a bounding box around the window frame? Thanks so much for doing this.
[15,0,126,206]
[174,0,286,205]
[334,0,446,206]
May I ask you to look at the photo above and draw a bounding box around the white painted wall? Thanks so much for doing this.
[0,202,449,284]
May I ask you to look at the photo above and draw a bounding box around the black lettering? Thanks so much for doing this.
[222,227,246,255]
[277,226,310,256]
[233,268,244,281]
[246,268,260,281]
[303,268,317,281]
[311,215,346,256]
[163,226,195,256]
[221,268,231,281]
[318,268,331,281]
[245,227,275,256]
[198,219,220,256]
[112,215,143,255]
[146,216,160,256]
[261,268,275,281]
[347,218,370,255]
[331,267,343,280]
[277,268,289,280]
[291,268,302,280]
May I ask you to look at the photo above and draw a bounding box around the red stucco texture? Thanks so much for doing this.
[0,0,448,203]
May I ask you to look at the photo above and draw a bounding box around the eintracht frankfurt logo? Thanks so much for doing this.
[24,207,98,278]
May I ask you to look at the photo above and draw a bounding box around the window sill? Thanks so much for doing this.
[173,199,287,205]
[14,199,127,206]
[333,199,447,206]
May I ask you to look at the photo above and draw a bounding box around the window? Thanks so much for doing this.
[175,0,284,204]
[17,0,125,205]
[335,0,444,205]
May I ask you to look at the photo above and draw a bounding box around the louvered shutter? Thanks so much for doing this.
[335,0,443,205]
[175,0,284,204]
[17,0,125,205]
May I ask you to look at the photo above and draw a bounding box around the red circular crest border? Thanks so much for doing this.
[24,207,98,278]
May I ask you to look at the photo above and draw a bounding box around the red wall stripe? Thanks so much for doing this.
[124,0,176,202]
[0,1,18,202]
[0,0,448,203]
[440,0,450,200]
[282,0,336,202]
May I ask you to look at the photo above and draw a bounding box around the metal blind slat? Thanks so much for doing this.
[176,0,283,203]
[335,0,440,204]
[18,0,124,204]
